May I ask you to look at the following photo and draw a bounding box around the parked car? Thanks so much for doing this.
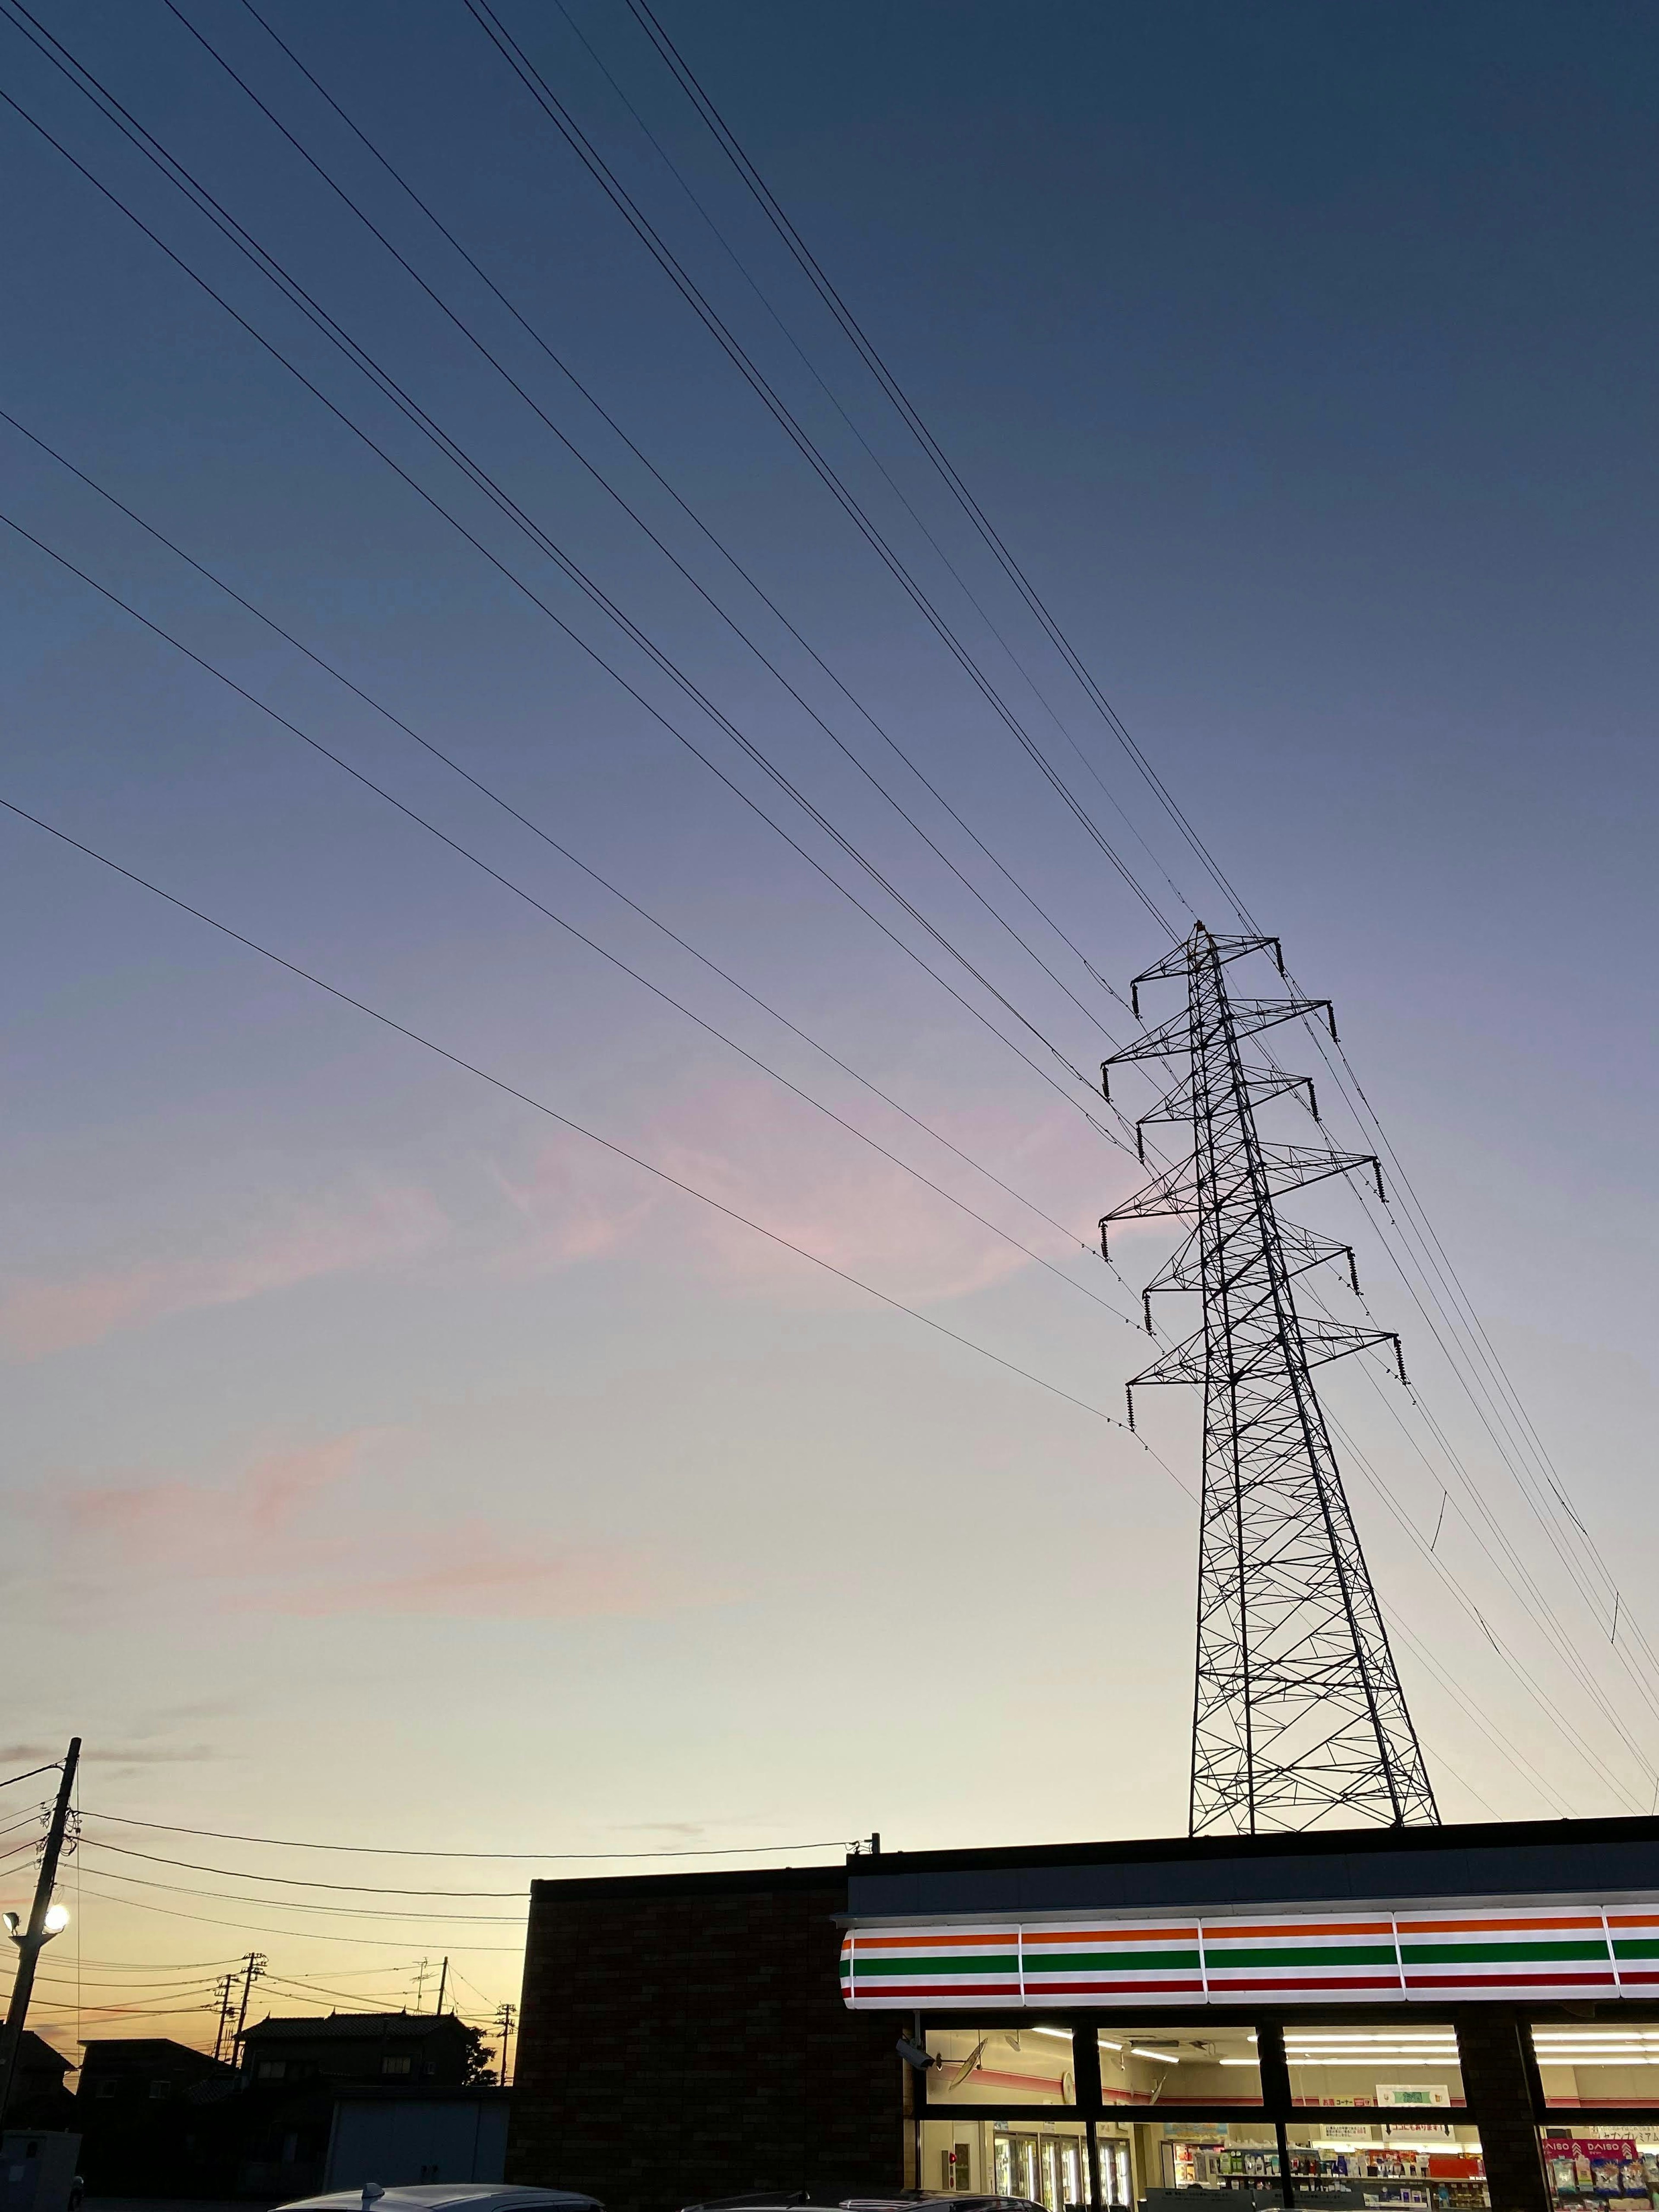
[842,2198,1044,2212]
[277,2189,603,2212]
[679,2198,812,2212]
[679,2197,812,2212]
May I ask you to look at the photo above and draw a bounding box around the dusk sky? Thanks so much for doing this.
[3,0,1657,2055]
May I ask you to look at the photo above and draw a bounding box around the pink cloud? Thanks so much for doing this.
[48,1434,718,1623]
[487,1077,1104,1309]
[0,1187,447,1357]
[490,1140,659,1273]
[63,1433,367,1580]
[261,1522,706,1620]
[648,1078,1067,1306]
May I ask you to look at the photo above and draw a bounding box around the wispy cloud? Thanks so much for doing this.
[494,1077,1094,1308]
[0,1186,447,1358]
[46,1433,723,1623]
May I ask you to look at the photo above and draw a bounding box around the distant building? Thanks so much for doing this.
[77,2037,233,2107]
[1,2033,74,2125]
[239,2014,481,2091]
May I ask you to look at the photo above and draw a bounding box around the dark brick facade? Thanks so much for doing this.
[508,1866,902,2212]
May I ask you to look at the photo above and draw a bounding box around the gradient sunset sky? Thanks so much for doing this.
[3,0,1657,2055]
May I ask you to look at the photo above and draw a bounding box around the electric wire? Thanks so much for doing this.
[80,1808,857,1859]
[0,1764,60,1792]
[0,60,1139,1158]
[0,408,1136,1284]
[225,0,1140,1019]
[460,0,1175,935]
[611,3,1659,1756]
[13,0,1654,1787]
[67,1875,528,1950]
[158,0,1136,1047]
[559,0,1195,923]
[0,0,1126,1100]
[615,0,1236,925]
[0,789,1173,1451]
[84,1837,596,1898]
[0,502,1144,1334]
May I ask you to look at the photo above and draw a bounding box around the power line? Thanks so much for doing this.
[0,59,1135,1154]
[65,1874,528,1951]
[0,410,1131,1287]
[81,1808,857,1859]
[0,501,1143,1335]
[459,0,1176,935]
[0,791,1160,1447]
[159,0,1136,1044]
[71,1860,526,1923]
[604,0,1659,1764]
[0,1766,60,1794]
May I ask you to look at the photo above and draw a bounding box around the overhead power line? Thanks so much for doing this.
[0,790,1173,1454]
[0,500,1142,1335]
[0,407,1131,1277]
[0,53,1137,1152]
[595,0,1659,1760]
[459,0,1175,935]
[159,0,1134,1044]
[83,1809,858,1859]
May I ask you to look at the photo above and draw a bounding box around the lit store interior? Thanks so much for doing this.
[918,2021,1659,2210]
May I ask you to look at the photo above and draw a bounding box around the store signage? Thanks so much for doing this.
[1378,2086,1452,2108]
[839,1898,1659,2008]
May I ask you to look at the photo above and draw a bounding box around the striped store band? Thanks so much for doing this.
[839,1900,1659,2008]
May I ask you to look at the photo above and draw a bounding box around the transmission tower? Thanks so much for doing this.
[1100,925,1437,1835]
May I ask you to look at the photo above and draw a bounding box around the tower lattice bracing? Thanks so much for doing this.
[1101,925,1437,1835]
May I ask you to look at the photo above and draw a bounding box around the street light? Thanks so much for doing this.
[3,1905,69,1943]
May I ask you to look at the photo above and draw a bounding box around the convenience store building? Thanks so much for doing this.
[508,1815,1659,2212]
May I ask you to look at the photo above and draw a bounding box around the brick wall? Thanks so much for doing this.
[508,1867,903,2212]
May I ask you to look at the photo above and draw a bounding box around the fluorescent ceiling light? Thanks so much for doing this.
[1131,2047,1178,2063]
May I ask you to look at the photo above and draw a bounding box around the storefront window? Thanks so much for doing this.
[1098,2024,1261,2106]
[925,2024,1077,2104]
[1532,2026,1659,2111]
[1540,2130,1659,2208]
[1285,2024,1465,2109]
[1160,2122,1278,2190]
[1282,2120,1486,2206]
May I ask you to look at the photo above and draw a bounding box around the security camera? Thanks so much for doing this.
[895,2038,934,2071]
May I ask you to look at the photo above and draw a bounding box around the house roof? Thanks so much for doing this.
[16,2031,72,2077]
[242,2013,464,2044]
[79,2038,229,2068]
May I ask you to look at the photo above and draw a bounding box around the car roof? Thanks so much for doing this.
[277,2191,602,2212]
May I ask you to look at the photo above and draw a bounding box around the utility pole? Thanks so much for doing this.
[433,1958,448,2018]
[493,2002,516,2088]
[210,1973,236,2064]
[1101,926,1437,1834]
[231,1951,267,2066]
[0,1738,80,2122]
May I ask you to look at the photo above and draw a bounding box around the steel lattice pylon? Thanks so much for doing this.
[1100,925,1437,1836]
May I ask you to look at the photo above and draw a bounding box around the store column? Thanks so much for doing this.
[1454,2013,1548,2212]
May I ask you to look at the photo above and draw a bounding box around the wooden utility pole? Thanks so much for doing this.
[493,2002,516,2087]
[210,1973,237,2064]
[0,1737,80,2122]
[231,1950,267,2064]
[434,1957,448,2017]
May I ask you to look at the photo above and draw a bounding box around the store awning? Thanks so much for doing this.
[839,1897,1659,2007]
